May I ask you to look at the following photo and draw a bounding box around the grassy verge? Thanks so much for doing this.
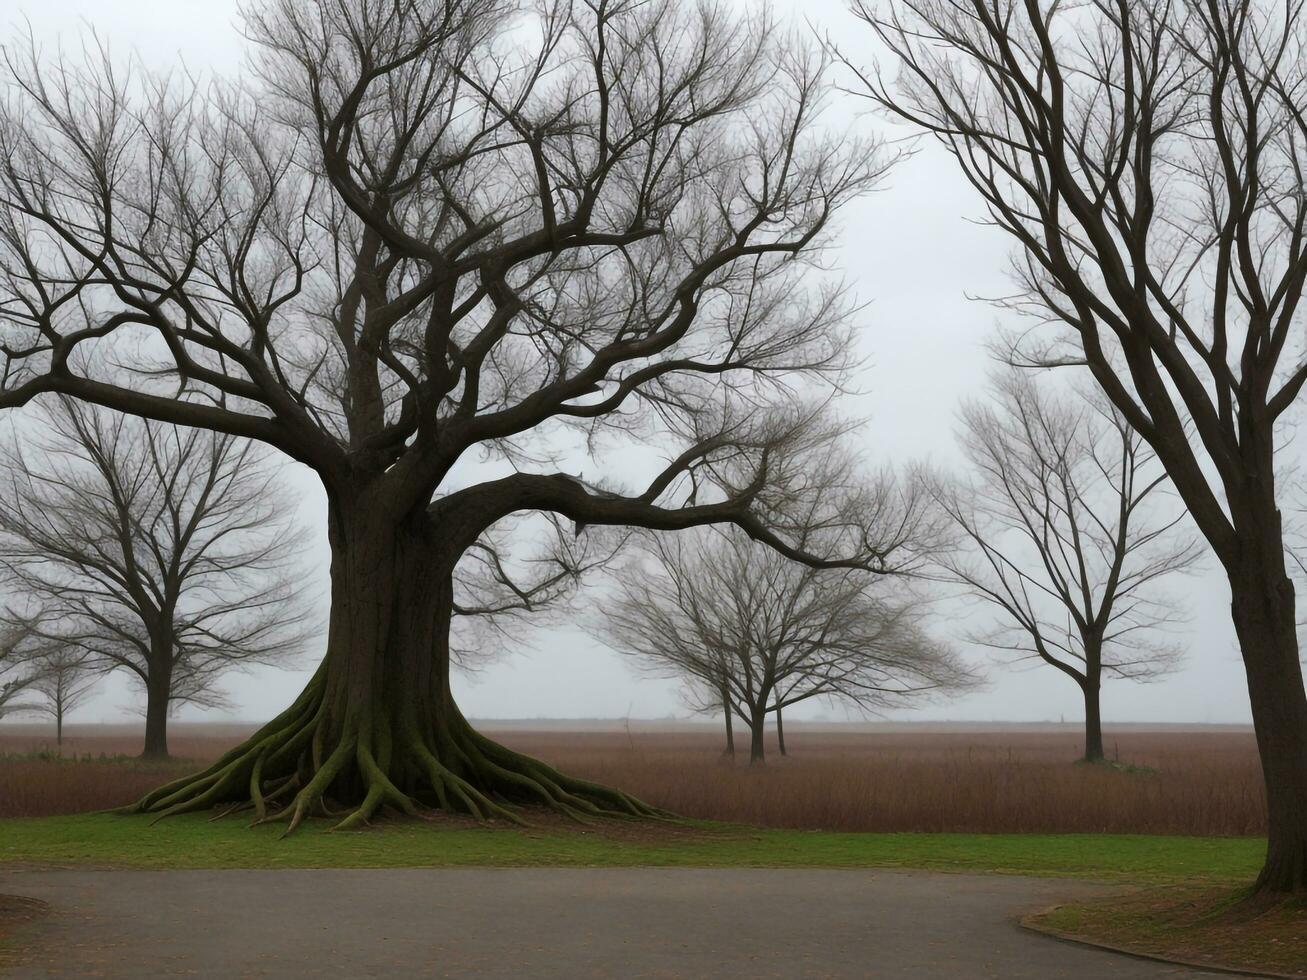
[1027,885,1307,978]
[0,812,1266,882]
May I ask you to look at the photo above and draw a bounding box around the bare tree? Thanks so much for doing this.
[602,523,969,765]
[0,627,35,720]
[853,0,1307,896]
[449,517,627,669]
[20,645,95,750]
[0,399,312,758]
[0,0,894,830]
[933,371,1201,763]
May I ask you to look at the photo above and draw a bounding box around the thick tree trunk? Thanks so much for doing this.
[141,658,173,760]
[1228,549,1307,895]
[748,706,767,766]
[775,702,787,757]
[55,705,62,750]
[1081,674,1103,764]
[721,686,735,759]
[132,492,656,831]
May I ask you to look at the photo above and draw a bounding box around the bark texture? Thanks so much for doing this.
[1080,670,1103,764]
[721,686,735,759]
[141,660,173,760]
[748,702,768,766]
[1230,547,1307,894]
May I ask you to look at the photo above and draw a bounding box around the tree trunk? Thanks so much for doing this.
[775,701,787,757]
[55,704,63,750]
[141,656,173,760]
[131,491,656,831]
[1081,673,1103,764]
[1228,547,1307,895]
[748,704,767,766]
[721,685,735,759]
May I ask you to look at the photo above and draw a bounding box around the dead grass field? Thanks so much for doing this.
[0,723,1266,835]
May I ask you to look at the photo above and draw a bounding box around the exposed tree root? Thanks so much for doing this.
[128,677,664,834]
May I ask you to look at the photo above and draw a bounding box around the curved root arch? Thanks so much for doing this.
[132,673,662,834]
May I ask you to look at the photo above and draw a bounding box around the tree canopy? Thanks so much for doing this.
[0,0,893,558]
[0,0,907,832]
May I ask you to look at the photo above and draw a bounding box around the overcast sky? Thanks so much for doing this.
[4,0,1258,727]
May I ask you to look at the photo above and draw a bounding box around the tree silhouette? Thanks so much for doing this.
[602,523,968,765]
[0,628,36,721]
[20,645,95,750]
[933,372,1200,762]
[0,399,312,758]
[855,0,1307,893]
[0,0,892,830]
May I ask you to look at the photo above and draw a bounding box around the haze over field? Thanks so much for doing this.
[2,0,1263,728]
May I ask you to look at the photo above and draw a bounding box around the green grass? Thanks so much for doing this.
[0,813,1267,883]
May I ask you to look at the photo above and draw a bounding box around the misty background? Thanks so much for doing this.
[3,0,1257,726]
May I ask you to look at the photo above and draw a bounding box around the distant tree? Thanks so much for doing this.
[448,519,627,669]
[20,645,95,749]
[854,0,1307,894]
[0,628,36,721]
[0,399,313,758]
[602,522,969,765]
[933,372,1201,762]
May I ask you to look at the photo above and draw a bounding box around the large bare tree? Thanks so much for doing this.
[0,399,312,758]
[854,0,1307,893]
[602,523,968,765]
[0,1,892,830]
[934,371,1201,763]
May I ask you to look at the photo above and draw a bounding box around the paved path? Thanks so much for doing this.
[0,868,1248,978]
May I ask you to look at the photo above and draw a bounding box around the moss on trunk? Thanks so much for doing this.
[130,497,658,833]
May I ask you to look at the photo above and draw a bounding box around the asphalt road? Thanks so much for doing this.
[0,868,1248,979]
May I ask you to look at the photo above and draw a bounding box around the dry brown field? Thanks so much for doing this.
[0,722,1265,835]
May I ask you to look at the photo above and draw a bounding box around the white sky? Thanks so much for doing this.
[3,0,1255,727]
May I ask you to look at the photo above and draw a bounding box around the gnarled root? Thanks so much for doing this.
[129,675,664,834]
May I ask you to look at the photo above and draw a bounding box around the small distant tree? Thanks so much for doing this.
[932,372,1201,763]
[20,645,95,749]
[0,628,35,720]
[602,522,968,765]
[448,519,627,669]
[0,399,313,758]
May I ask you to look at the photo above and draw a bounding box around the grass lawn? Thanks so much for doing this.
[0,811,1266,882]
